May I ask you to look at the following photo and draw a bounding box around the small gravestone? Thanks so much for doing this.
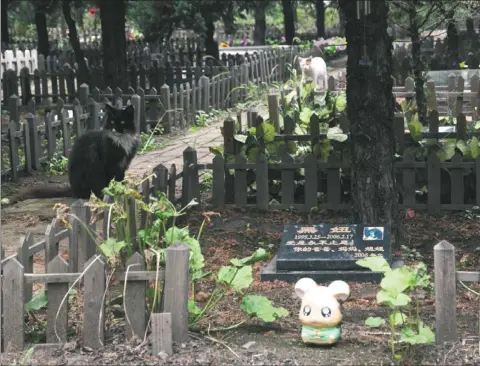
[261,224,399,283]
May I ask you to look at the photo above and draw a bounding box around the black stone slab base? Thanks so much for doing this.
[260,255,405,284]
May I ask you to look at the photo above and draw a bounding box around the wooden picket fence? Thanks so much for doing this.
[1,162,190,354]
[0,47,292,180]
[2,47,299,103]
[327,73,480,118]
[1,37,207,74]
[433,241,480,345]
[163,107,480,214]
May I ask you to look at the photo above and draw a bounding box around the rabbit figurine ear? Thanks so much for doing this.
[328,280,350,303]
[294,278,318,299]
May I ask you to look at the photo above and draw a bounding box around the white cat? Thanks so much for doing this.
[298,56,328,92]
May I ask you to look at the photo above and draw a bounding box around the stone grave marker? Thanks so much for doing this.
[261,224,399,283]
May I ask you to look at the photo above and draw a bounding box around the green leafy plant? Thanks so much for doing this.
[464,205,480,220]
[188,248,288,327]
[400,245,423,264]
[194,109,223,129]
[356,256,434,364]
[41,152,68,175]
[139,131,165,154]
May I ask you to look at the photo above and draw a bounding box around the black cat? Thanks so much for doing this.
[6,103,139,204]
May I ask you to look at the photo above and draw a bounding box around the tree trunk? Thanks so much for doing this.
[35,10,50,56]
[409,2,426,124]
[1,0,10,46]
[99,0,128,89]
[253,2,267,45]
[339,0,399,248]
[446,16,459,69]
[316,0,325,38]
[62,1,89,85]
[204,15,219,61]
[338,7,346,37]
[282,0,295,44]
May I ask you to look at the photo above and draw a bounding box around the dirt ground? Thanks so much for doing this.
[1,207,480,365]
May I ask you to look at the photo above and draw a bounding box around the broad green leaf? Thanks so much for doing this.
[234,134,248,143]
[470,137,479,159]
[365,316,386,328]
[191,270,212,282]
[356,256,391,273]
[247,147,260,162]
[217,265,253,292]
[262,123,276,143]
[408,121,423,143]
[295,125,307,134]
[164,226,190,245]
[437,141,456,162]
[240,295,289,323]
[248,127,256,135]
[188,300,202,316]
[400,323,435,344]
[327,126,348,142]
[389,312,407,326]
[312,139,331,161]
[230,248,269,267]
[380,267,415,294]
[335,94,347,112]
[456,140,469,155]
[25,289,48,312]
[377,290,411,307]
[183,236,205,271]
[98,238,127,259]
[299,107,314,125]
[165,227,205,271]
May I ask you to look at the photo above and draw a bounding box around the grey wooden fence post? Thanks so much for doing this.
[79,83,89,108]
[199,75,210,113]
[268,91,280,133]
[83,255,106,349]
[87,98,100,130]
[151,313,173,356]
[240,64,249,100]
[3,258,24,351]
[434,240,457,344]
[47,255,69,343]
[182,147,199,208]
[163,243,190,343]
[124,252,147,340]
[9,95,19,132]
[131,94,141,135]
[161,84,171,134]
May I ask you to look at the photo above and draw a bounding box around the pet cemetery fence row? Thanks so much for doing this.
[0,46,299,181]
[329,73,480,119]
[0,206,477,349]
[1,47,302,103]
[0,161,191,354]
[195,105,480,214]
[1,37,211,75]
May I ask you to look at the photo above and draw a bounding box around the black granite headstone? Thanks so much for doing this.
[276,224,392,271]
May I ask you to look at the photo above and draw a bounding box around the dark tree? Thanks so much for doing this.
[203,13,219,61]
[1,0,10,46]
[62,1,89,85]
[99,0,128,89]
[339,0,398,247]
[35,2,50,56]
[282,0,295,44]
[316,0,325,38]
[446,11,459,68]
[253,1,268,45]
